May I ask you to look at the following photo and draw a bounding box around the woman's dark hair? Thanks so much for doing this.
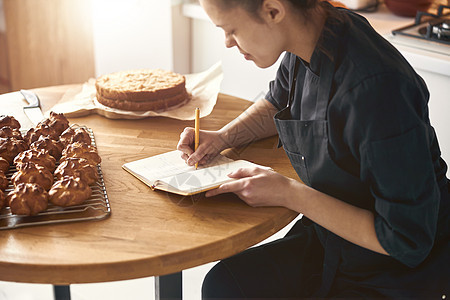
[214,0,327,20]
[213,0,346,60]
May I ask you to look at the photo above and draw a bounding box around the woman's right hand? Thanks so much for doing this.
[177,128,228,167]
[177,99,278,167]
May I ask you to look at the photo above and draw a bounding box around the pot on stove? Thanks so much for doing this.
[385,0,433,17]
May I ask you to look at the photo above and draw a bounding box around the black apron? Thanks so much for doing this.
[273,51,449,298]
[274,53,349,296]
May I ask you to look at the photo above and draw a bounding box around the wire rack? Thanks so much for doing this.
[0,126,111,230]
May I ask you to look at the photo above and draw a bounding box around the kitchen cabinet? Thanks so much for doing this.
[0,0,9,93]
[1,0,95,91]
[0,0,190,92]
[0,30,9,93]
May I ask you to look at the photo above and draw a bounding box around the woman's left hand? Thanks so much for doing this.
[205,167,296,208]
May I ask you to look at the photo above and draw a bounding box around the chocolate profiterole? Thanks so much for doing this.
[0,170,8,191]
[0,157,9,173]
[30,136,64,161]
[7,183,48,216]
[0,115,21,130]
[11,162,54,191]
[54,157,99,185]
[14,149,57,173]
[25,124,59,145]
[49,176,92,207]
[0,190,6,210]
[0,170,9,191]
[37,111,70,136]
[0,137,28,164]
[60,127,92,147]
[60,142,101,166]
[0,126,23,140]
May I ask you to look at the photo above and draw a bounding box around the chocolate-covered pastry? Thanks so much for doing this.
[60,127,91,146]
[54,157,99,185]
[30,136,64,161]
[0,115,21,130]
[0,157,9,173]
[0,170,8,191]
[38,111,69,136]
[0,137,28,163]
[0,189,6,209]
[61,142,101,166]
[0,126,23,140]
[14,149,56,173]
[25,124,59,144]
[7,183,48,215]
[49,176,92,207]
[11,162,54,190]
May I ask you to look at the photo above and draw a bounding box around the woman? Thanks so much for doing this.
[177,0,450,298]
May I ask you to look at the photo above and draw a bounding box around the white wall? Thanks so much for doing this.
[91,0,190,77]
[191,17,282,101]
[90,0,280,101]
[416,69,450,170]
[183,2,281,101]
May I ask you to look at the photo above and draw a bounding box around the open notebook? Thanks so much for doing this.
[122,150,271,196]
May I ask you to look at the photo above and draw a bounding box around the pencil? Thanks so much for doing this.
[194,107,200,170]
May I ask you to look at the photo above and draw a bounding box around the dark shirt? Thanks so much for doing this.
[265,8,449,270]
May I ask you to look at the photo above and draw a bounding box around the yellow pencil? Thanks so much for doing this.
[194,107,200,170]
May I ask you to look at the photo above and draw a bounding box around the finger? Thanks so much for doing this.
[205,179,244,197]
[180,152,189,162]
[198,154,212,166]
[205,183,232,197]
[227,167,266,178]
[177,127,195,155]
[204,187,222,197]
[178,146,194,157]
[186,144,208,166]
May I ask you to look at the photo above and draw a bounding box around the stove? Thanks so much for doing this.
[390,5,450,55]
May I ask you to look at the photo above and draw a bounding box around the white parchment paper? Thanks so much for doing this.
[50,62,223,120]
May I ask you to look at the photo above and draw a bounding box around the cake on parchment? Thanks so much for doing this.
[95,69,190,111]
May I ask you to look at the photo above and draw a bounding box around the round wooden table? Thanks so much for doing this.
[0,86,299,296]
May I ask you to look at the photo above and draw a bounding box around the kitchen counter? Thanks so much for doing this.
[359,3,414,35]
[182,1,419,35]
[360,2,450,77]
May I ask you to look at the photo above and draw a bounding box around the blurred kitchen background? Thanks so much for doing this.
[0,0,281,102]
[0,0,449,299]
[1,0,449,168]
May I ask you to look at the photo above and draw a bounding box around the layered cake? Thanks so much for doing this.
[95,69,190,111]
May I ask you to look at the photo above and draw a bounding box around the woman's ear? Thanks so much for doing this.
[260,0,286,24]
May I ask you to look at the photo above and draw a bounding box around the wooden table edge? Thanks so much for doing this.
[0,211,298,284]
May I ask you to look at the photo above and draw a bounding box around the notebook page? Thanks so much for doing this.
[122,150,192,185]
[157,159,271,194]
[122,150,235,186]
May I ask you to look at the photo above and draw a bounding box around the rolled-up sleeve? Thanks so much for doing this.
[364,125,440,267]
[338,73,440,268]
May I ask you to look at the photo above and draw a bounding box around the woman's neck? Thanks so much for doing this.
[284,6,327,63]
